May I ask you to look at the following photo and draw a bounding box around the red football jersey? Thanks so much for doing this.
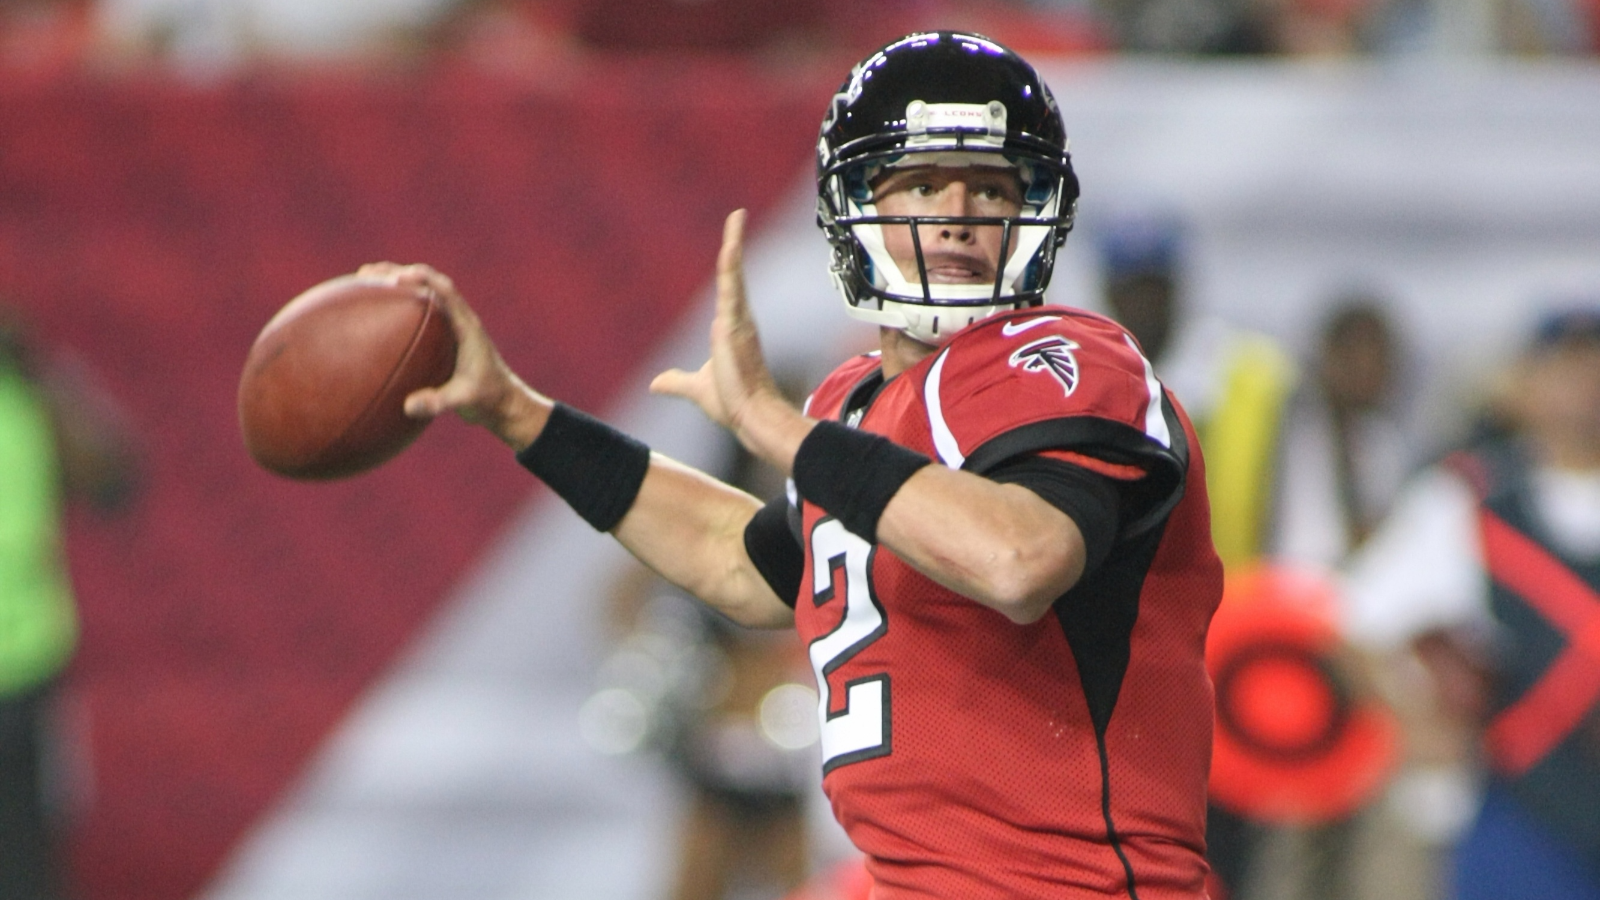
[792,308,1223,899]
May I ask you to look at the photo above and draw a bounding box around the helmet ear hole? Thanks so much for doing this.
[1022,256,1043,292]
[1021,164,1057,209]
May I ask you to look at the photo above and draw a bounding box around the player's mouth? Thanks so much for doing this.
[923,253,995,284]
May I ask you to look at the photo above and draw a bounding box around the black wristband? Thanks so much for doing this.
[516,403,650,532]
[792,420,932,542]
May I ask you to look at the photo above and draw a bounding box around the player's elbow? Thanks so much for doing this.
[688,546,795,630]
[717,594,795,629]
[977,534,1082,625]
[987,575,1074,625]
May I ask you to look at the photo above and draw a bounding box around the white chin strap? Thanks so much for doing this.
[837,292,1023,345]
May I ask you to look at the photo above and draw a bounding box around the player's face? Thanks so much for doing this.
[872,165,1024,287]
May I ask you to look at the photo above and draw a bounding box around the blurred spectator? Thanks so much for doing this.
[1343,304,1600,900]
[1088,0,1598,54]
[435,0,1105,62]
[1364,0,1599,55]
[1085,0,1379,54]
[599,570,817,900]
[0,306,138,900]
[1276,296,1418,570]
[424,0,584,73]
[95,0,453,69]
[1267,0,1383,54]
[565,0,832,53]
[1095,210,1299,898]
[1237,297,1426,900]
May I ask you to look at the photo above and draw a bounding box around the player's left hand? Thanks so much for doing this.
[652,210,809,465]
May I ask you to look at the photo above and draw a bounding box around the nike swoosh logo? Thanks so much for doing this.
[1001,316,1061,337]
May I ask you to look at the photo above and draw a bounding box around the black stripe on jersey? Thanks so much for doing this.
[1098,728,1144,900]
[961,406,1189,539]
[839,366,889,425]
[1054,503,1170,900]
[1055,517,1165,752]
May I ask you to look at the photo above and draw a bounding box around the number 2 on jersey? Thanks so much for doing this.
[808,518,891,772]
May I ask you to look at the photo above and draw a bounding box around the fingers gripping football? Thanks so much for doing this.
[354,263,530,441]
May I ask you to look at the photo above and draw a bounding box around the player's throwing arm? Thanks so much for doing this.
[391,204,1088,629]
[367,248,788,629]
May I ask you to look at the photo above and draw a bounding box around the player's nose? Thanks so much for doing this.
[933,183,974,242]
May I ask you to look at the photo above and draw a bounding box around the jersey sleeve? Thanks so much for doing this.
[986,454,1122,577]
[743,493,804,607]
[924,311,1190,537]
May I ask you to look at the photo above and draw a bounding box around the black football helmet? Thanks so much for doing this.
[817,32,1079,344]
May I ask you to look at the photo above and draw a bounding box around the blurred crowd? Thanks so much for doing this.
[1,0,1597,77]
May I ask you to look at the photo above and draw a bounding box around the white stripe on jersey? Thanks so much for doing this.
[924,348,966,468]
[1124,334,1171,449]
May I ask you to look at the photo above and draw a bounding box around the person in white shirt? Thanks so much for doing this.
[1343,305,1600,900]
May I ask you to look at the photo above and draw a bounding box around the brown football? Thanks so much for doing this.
[238,274,458,480]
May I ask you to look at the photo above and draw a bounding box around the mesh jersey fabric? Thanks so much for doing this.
[789,308,1224,899]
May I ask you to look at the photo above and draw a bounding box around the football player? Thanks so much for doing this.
[378,32,1224,899]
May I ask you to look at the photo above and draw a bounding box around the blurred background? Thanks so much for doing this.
[2,2,1599,900]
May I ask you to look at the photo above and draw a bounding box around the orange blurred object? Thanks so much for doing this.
[1206,565,1400,823]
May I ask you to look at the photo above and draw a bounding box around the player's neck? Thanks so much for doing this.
[879,327,938,379]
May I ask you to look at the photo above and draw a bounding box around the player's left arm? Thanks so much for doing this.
[877,464,1089,623]
[654,211,1105,625]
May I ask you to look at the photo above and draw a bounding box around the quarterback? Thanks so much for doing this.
[379,32,1223,900]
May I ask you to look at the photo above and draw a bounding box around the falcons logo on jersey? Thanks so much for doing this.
[1008,335,1081,396]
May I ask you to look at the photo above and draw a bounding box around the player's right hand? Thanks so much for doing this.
[358,262,551,450]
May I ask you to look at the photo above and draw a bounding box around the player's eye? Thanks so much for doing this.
[873,173,937,203]
[975,183,1024,210]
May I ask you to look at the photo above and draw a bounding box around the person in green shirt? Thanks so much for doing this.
[1,307,136,900]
